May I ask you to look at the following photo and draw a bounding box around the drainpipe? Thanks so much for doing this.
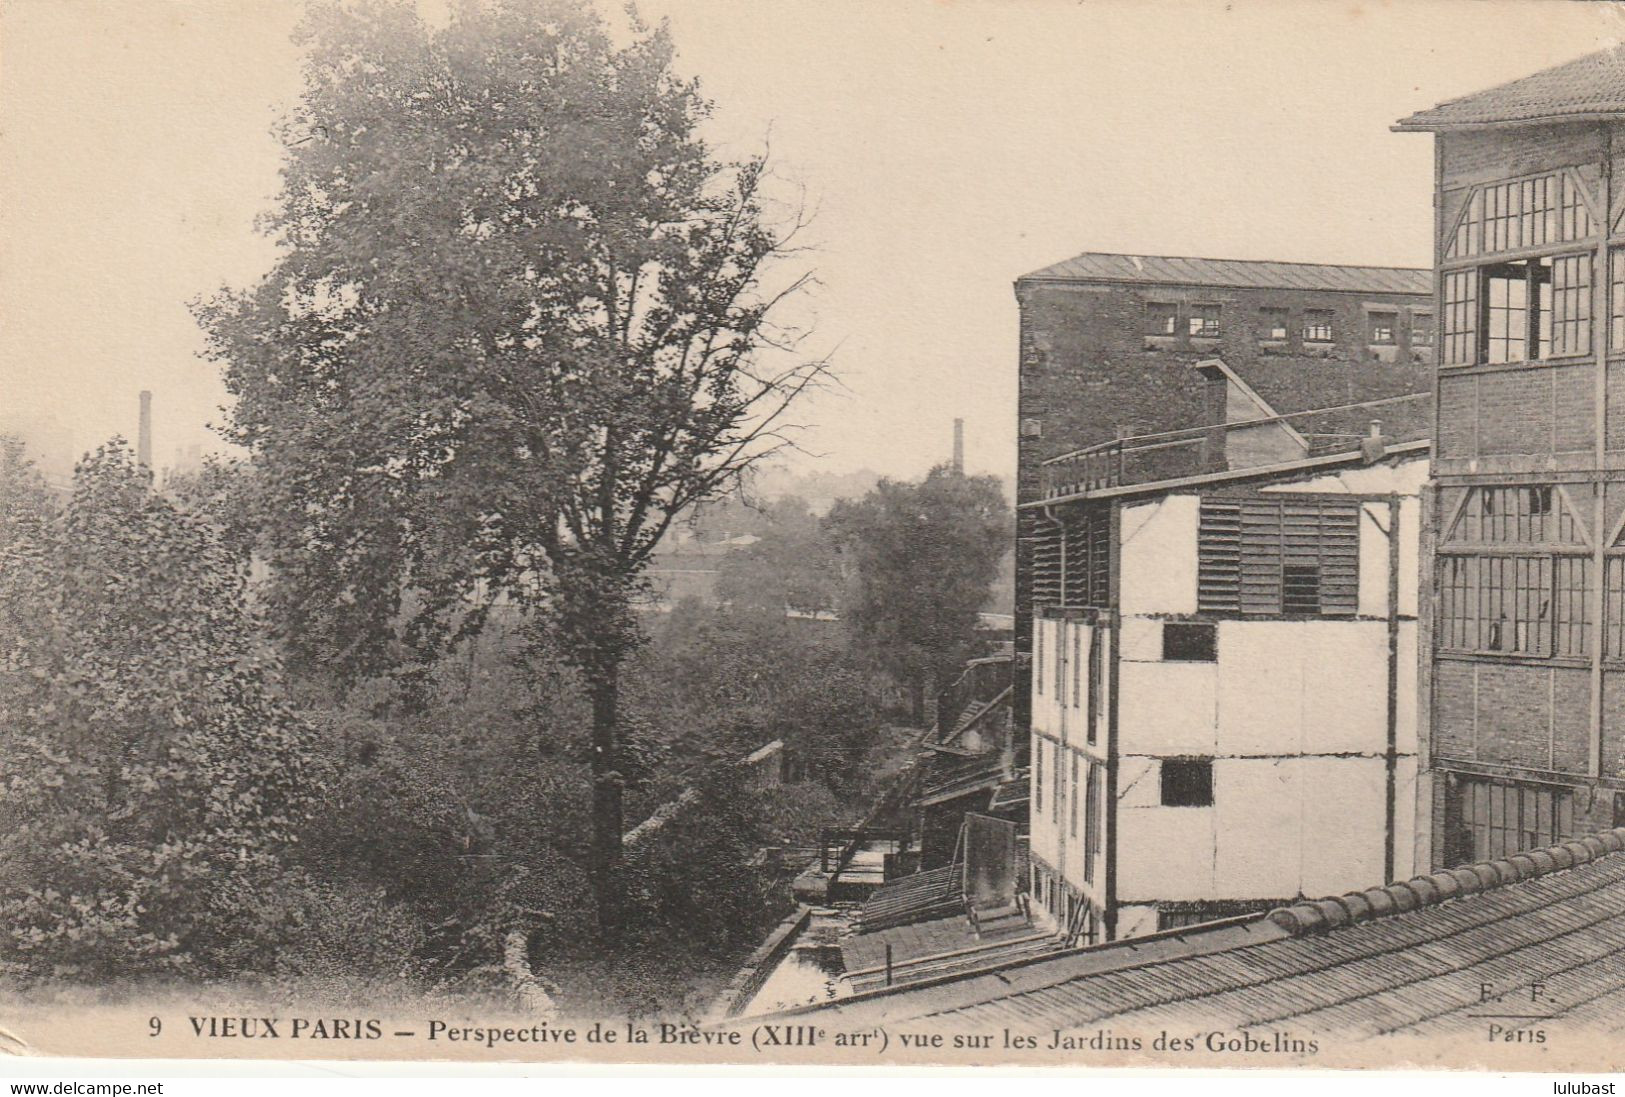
[1385,494,1401,883]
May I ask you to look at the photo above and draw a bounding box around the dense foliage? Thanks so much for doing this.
[0,443,318,979]
[827,466,1011,720]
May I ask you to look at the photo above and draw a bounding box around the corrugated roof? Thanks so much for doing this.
[767,829,1625,1038]
[1397,47,1625,131]
[842,913,1059,993]
[1017,252,1431,295]
[854,865,963,933]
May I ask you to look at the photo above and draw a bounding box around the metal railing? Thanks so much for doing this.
[1039,392,1431,500]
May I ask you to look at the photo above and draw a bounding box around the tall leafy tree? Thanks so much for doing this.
[826,466,1010,723]
[195,0,820,924]
[0,443,317,978]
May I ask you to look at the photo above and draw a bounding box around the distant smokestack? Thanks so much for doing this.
[137,391,153,470]
[952,418,964,474]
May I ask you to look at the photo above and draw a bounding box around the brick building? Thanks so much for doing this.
[1013,254,1434,733]
[1396,48,1625,868]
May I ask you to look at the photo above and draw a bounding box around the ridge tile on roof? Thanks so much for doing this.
[755,828,1625,1037]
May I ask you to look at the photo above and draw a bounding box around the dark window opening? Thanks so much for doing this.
[1410,310,1435,347]
[1160,759,1214,807]
[1303,310,1334,343]
[1162,622,1217,662]
[1478,254,1590,364]
[1259,307,1289,341]
[1367,311,1397,345]
[1282,564,1322,614]
[1188,304,1221,338]
[1146,303,1178,336]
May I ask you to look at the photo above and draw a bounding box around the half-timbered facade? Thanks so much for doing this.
[1397,49,1625,868]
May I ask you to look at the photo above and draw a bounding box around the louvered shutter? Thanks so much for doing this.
[1199,497,1360,616]
[1198,501,1243,611]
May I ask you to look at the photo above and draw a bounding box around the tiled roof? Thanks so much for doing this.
[771,829,1625,1037]
[1396,48,1625,131]
[1017,252,1431,296]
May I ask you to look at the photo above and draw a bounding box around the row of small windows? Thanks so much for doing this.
[1437,551,1625,661]
[1147,303,1433,347]
[1435,485,1614,659]
[1444,777,1579,868]
[1446,170,1593,261]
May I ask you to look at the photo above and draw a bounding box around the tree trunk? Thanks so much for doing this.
[910,675,926,726]
[588,664,624,934]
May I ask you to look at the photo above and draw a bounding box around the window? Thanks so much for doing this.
[1442,270,1478,366]
[1033,738,1043,813]
[1449,778,1574,864]
[1146,302,1178,336]
[1282,564,1322,613]
[1198,497,1360,616]
[1083,761,1101,883]
[1055,620,1065,703]
[1035,619,1044,695]
[1437,554,1591,657]
[1547,253,1592,357]
[1053,742,1062,823]
[1451,486,1582,544]
[1069,753,1079,837]
[1086,628,1103,745]
[1612,247,1625,350]
[1449,171,1593,259]
[1483,260,1538,363]
[1440,486,1591,658]
[1303,310,1333,343]
[1188,304,1221,339]
[1367,311,1398,345]
[1060,506,1110,609]
[1606,557,1625,659]
[1160,759,1213,807]
[1409,310,1435,347]
[1453,252,1591,365]
[1259,307,1289,341]
[1162,622,1217,662]
[1071,625,1082,708]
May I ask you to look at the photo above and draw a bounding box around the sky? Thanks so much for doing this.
[3,0,1623,486]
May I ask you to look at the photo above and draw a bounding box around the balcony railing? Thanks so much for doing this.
[1039,392,1431,500]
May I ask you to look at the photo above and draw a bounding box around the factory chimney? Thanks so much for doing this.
[137,390,152,471]
[952,418,964,474]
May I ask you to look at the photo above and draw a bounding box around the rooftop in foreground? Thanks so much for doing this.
[747,828,1625,1038]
